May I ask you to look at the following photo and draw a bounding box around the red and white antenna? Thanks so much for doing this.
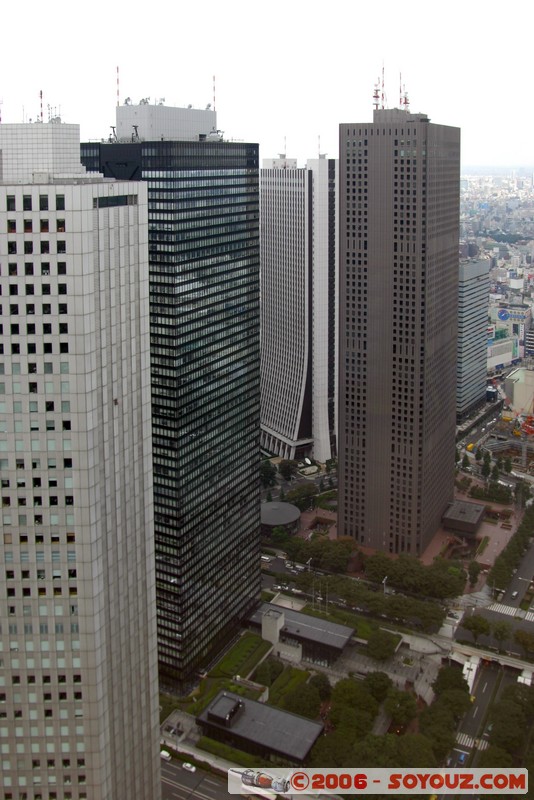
[381,64,386,109]
[373,78,380,111]
[40,89,43,123]
[116,66,120,107]
[213,74,216,112]
[399,73,410,112]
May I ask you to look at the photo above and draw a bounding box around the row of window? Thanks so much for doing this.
[7,242,66,255]
[7,221,65,233]
[6,195,65,212]
[2,285,67,296]
[1,262,67,276]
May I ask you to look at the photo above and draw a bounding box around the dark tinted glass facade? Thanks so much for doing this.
[81,140,261,685]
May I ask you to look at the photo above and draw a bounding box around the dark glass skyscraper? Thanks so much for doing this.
[82,106,261,685]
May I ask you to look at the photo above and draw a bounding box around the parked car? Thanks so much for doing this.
[182,762,196,772]
[160,750,171,761]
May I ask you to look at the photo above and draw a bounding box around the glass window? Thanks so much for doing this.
[39,196,49,212]
[23,196,32,211]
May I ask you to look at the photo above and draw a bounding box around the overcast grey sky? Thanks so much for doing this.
[2,0,533,168]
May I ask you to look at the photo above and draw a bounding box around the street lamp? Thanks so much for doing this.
[383,576,388,595]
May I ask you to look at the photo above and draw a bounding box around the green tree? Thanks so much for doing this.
[492,620,512,651]
[504,456,512,473]
[455,448,460,464]
[467,560,482,587]
[260,459,277,488]
[309,671,331,702]
[481,459,491,479]
[330,678,378,714]
[285,482,318,511]
[384,688,417,726]
[462,453,470,469]
[396,734,437,768]
[514,629,534,657]
[491,464,500,481]
[283,683,321,719]
[433,665,469,696]
[363,671,393,703]
[367,629,398,661]
[475,446,483,461]
[477,745,514,768]
[278,459,298,481]
[437,689,471,720]
[352,734,399,767]
[266,490,272,502]
[308,731,354,768]
[462,613,491,644]
[271,525,289,545]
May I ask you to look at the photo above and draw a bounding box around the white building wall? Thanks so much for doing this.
[260,157,337,462]
[116,103,217,141]
[260,164,312,458]
[308,157,338,463]
[0,123,160,800]
[457,259,490,419]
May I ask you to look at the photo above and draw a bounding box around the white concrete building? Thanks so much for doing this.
[0,122,160,800]
[260,155,338,463]
[457,258,490,421]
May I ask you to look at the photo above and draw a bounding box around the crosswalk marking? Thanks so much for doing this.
[456,732,489,751]
[524,611,534,622]
[487,603,517,616]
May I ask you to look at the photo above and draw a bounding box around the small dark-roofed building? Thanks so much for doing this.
[248,602,354,665]
[261,501,301,536]
[442,500,486,535]
[196,690,323,763]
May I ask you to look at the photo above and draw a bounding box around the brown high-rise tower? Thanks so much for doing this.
[338,109,460,556]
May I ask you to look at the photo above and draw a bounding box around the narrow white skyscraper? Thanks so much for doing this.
[0,122,160,799]
[260,155,338,463]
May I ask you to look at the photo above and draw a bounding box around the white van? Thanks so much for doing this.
[160,750,172,761]
[261,555,271,563]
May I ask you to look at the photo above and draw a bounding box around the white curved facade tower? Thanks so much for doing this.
[260,156,338,463]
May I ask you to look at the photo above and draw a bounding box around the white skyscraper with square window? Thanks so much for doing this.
[0,122,160,800]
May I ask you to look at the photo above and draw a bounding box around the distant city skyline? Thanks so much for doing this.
[2,0,533,169]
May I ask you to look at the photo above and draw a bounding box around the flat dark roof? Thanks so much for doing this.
[442,500,486,526]
[261,502,300,526]
[197,691,323,761]
[250,603,354,650]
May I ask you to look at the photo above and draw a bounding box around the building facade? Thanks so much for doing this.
[82,102,261,686]
[260,155,337,462]
[338,109,460,555]
[0,123,160,799]
[457,258,490,421]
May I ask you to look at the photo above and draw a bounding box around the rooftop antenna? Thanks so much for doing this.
[0,97,3,124]
[116,66,120,108]
[399,72,410,111]
[381,63,386,109]
[40,89,43,123]
[318,134,320,156]
[213,74,216,112]
[373,77,380,111]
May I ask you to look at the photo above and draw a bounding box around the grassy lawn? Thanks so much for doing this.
[159,691,189,723]
[268,665,310,707]
[302,603,376,640]
[185,676,263,715]
[209,632,272,679]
